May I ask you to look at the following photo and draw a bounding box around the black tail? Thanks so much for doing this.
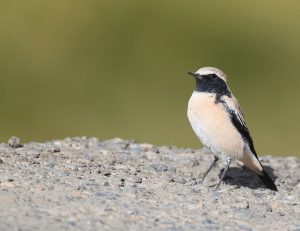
[258,169,278,191]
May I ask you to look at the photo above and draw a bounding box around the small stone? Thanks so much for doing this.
[65,163,79,171]
[191,185,202,193]
[110,160,117,166]
[103,181,110,186]
[177,177,187,184]
[192,159,200,167]
[169,178,175,182]
[1,181,14,188]
[279,211,285,216]
[140,143,153,151]
[266,206,272,212]
[27,151,40,159]
[202,218,214,225]
[0,159,4,164]
[85,154,95,162]
[129,144,142,153]
[53,146,61,153]
[104,172,111,177]
[8,136,23,148]
[45,162,55,168]
[66,221,76,226]
[79,163,87,168]
[291,225,300,231]
[151,164,168,172]
[134,178,142,184]
[119,178,125,187]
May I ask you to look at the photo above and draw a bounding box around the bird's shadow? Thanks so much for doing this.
[219,165,278,190]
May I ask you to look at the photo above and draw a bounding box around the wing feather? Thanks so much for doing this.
[218,95,258,159]
[216,95,277,190]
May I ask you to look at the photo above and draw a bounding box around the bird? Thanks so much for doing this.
[187,67,277,191]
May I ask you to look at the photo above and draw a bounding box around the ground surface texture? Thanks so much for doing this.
[0,137,299,231]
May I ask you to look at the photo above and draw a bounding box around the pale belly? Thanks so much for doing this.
[187,92,244,160]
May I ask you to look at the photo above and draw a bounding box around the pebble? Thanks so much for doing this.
[27,150,41,159]
[53,146,61,153]
[176,177,187,184]
[134,178,143,184]
[103,172,111,177]
[95,169,101,174]
[103,181,110,186]
[65,163,79,171]
[8,136,23,148]
[128,144,142,153]
[151,164,169,172]
[1,181,14,188]
[191,159,200,167]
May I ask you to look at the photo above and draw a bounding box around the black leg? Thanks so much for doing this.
[214,157,232,191]
[201,156,219,183]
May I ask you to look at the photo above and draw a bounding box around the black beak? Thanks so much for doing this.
[187,72,198,78]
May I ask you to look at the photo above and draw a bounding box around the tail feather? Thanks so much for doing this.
[258,169,278,191]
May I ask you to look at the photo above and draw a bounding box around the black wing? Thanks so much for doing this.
[218,95,277,191]
[218,95,258,159]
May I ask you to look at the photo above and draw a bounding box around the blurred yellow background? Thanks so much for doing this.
[0,1,299,156]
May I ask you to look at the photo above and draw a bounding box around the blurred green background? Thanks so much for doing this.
[0,1,299,156]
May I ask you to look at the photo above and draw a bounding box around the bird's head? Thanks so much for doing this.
[188,67,230,96]
[188,67,227,82]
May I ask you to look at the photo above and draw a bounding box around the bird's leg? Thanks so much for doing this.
[201,156,219,183]
[214,157,232,191]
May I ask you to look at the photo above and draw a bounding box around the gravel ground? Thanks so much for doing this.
[0,137,299,231]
